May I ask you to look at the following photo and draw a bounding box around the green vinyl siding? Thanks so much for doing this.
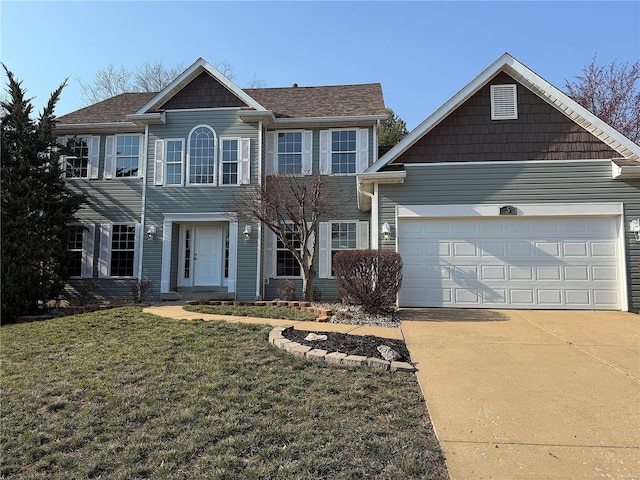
[377,161,640,310]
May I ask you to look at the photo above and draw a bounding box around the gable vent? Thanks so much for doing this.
[491,84,518,120]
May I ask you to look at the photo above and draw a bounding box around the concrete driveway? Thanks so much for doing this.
[400,309,640,479]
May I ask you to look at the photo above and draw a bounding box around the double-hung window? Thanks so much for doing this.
[116,135,141,177]
[110,224,136,277]
[165,139,184,185]
[59,136,100,179]
[188,126,216,185]
[277,132,302,174]
[66,223,95,278]
[220,138,239,185]
[67,225,85,277]
[104,134,142,179]
[318,220,369,278]
[331,130,357,174]
[276,224,301,277]
[330,222,357,276]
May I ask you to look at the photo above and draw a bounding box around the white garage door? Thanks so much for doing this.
[398,216,622,310]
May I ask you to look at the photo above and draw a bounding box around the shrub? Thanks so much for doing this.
[130,279,152,304]
[333,249,403,314]
[276,279,297,301]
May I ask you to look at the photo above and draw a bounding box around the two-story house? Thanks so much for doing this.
[57,54,640,311]
[56,58,386,303]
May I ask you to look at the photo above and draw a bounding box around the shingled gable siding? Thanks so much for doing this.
[396,72,618,164]
[159,72,248,110]
[63,134,145,301]
[142,109,260,299]
[263,127,375,300]
[377,161,640,310]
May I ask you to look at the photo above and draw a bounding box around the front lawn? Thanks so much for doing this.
[0,307,447,479]
[183,304,318,321]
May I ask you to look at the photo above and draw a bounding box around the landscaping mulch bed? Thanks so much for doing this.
[282,327,412,363]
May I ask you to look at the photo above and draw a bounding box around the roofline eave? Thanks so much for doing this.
[55,122,145,134]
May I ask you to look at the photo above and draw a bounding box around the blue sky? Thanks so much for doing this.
[1,1,638,130]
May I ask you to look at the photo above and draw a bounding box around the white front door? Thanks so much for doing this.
[194,225,223,286]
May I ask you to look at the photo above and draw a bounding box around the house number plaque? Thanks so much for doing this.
[499,206,517,215]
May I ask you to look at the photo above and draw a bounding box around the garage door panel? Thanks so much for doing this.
[398,216,621,310]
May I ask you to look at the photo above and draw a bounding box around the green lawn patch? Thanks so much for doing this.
[1,307,447,479]
[183,304,319,321]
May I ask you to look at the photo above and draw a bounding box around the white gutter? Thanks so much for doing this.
[272,114,387,127]
[256,121,263,299]
[137,124,150,282]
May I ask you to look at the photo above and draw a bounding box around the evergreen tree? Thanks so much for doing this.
[378,108,408,147]
[1,65,85,321]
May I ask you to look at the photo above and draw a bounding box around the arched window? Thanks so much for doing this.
[188,125,216,184]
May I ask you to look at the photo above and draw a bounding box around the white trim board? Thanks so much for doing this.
[396,203,624,219]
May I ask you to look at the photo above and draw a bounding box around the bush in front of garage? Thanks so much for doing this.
[333,249,403,314]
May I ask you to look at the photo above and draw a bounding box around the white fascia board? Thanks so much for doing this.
[356,170,406,185]
[397,202,624,218]
[272,115,387,128]
[368,53,640,173]
[55,122,144,134]
[237,110,276,126]
[612,162,640,179]
[162,212,238,223]
[126,112,166,125]
[135,58,267,115]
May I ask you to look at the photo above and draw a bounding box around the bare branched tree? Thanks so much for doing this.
[229,174,346,301]
[565,55,640,143]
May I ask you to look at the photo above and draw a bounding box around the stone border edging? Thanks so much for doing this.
[269,327,416,373]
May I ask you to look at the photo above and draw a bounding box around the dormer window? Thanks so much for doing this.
[491,84,518,120]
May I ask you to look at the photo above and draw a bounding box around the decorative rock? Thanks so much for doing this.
[342,355,367,367]
[367,358,390,370]
[325,352,348,364]
[316,316,330,323]
[377,345,401,362]
[304,333,328,341]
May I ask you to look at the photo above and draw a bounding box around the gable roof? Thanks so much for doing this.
[57,61,385,126]
[367,53,640,173]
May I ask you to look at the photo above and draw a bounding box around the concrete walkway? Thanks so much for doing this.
[143,305,403,340]
[401,309,640,479]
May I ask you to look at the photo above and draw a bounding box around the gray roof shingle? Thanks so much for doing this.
[57,83,385,125]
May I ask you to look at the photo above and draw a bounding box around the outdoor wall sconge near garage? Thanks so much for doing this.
[147,225,156,240]
[630,219,640,241]
[381,222,391,241]
[243,225,252,240]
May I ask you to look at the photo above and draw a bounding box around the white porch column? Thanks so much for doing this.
[160,219,172,293]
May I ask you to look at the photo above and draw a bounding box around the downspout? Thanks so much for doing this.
[137,123,150,282]
[255,121,263,299]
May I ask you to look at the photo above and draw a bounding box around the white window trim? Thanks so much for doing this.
[98,222,140,278]
[58,136,100,180]
[186,124,218,186]
[68,223,95,278]
[104,134,144,180]
[321,128,369,175]
[266,224,303,279]
[219,137,241,186]
[491,84,518,120]
[319,220,369,279]
[269,130,312,176]
[163,138,186,187]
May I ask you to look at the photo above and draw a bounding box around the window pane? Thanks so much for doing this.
[221,139,239,185]
[189,127,215,184]
[111,224,135,277]
[277,132,302,174]
[166,140,183,185]
[67,225,84,277]
[331,222,357,276]
[276,224,301,276]
[116,136,140,177]
[65,137,89,178]
[331,130,357,174]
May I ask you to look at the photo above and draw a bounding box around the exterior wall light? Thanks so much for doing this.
[381,222,391,241]
[147,225,156,240]
[630,219,640,241]
[243,225,252,239]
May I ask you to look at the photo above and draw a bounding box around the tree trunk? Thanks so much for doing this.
[301,266,316,302]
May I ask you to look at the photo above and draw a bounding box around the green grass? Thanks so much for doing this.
[183,304,319,321]
[0,307,447,479]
